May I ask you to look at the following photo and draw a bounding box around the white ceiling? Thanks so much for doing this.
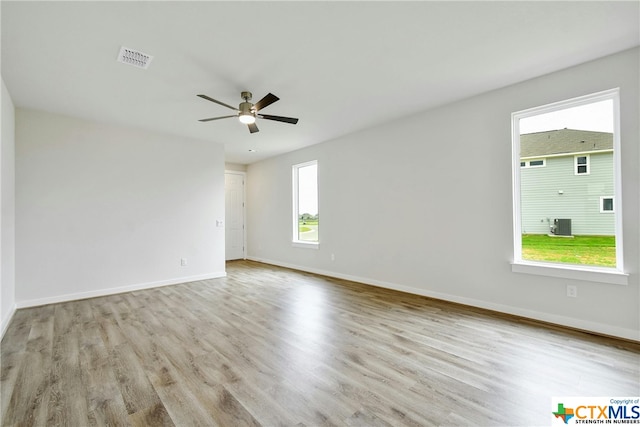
[2,1,639,164]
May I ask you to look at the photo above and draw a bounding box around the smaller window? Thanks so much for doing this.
[600,196,614,213]
[575,155,589,175]
[292,160,319,246]
[520,159,546,168]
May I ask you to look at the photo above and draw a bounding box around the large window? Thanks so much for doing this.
[292,160,318,246]
[512,89,626,284]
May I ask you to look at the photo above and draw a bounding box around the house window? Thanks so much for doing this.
[292,160,319,247]
[600,196,614,213]
[521,159,546,168]
[575,155,589,175]
[511,88,625,284]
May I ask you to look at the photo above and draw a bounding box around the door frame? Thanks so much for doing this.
[224,170,247,260]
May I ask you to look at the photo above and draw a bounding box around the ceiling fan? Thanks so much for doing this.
[197,91,299,134]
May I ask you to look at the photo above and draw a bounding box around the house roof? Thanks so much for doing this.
[520,129,613,158]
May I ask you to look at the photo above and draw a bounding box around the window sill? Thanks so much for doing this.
[511,261,628,285]
[292,241,319,249]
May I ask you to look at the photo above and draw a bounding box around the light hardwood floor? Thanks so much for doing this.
[1,260,639,426]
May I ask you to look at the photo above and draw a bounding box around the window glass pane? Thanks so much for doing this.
[530,160,544,166]
[517,97,617,268]
[294,162,318,242]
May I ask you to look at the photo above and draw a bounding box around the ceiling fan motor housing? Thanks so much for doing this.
[239,101,254,115]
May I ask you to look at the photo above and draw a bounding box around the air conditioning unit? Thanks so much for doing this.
[553,219,572,236]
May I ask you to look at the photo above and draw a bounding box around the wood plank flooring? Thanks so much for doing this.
[2,260,639,426]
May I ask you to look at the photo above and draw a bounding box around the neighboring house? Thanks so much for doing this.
[520,128,614,235]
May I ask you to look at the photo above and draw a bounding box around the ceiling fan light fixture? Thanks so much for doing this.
[238,100,256,124]
[197,91,298,134]
[238,113,256,124]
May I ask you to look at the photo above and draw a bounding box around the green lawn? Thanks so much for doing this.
[522,234,616,267]
[299,220,318,233]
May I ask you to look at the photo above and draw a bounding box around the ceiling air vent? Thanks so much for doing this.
[117,46,153,69]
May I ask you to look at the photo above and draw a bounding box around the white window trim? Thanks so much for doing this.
[600,196,614,213]
[511,88,626,285]
[292,241,319,249]
[292,160,319,248]
[574,154,590,175]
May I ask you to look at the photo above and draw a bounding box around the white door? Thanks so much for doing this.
[225,172,245,260]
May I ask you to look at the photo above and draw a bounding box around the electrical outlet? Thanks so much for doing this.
[181,258,188,267]
[331,253,335,261]
[566,285,577,298]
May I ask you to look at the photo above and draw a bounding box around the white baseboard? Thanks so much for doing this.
[16,272,227,309]
[248,256,639,342]
[1,303,17,341]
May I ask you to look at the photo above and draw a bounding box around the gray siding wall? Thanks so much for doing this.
[520,152,614,235]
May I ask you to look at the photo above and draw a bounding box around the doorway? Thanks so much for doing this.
[224,171,246,260]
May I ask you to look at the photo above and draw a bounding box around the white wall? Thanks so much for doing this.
[16,110,226,306]
[247,48,640,340]
[225,162,247,172]
[1,78,16,337]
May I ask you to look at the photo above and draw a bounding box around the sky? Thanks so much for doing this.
[298,163,318,215]
[519,99,613,134]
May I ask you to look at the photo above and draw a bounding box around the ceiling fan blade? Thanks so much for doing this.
[254,93,279,111]
[258,114,299,125]
[248,123,259,133]
[198,115,237,122]
[197,94,238,111]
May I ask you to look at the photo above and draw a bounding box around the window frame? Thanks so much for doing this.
[292,160,319,249]
[574,154,590,175]
[511,88,627,285]
[600,196,614,214]
[521,158,546,168]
